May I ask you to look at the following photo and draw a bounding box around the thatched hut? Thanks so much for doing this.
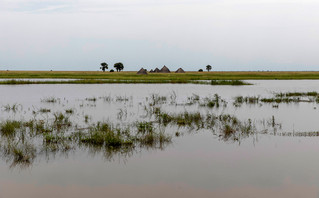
[154,68,160,73]
[149,69,154,73]
[137,68,147,75]
[175,68,185,73]
[160,65,170,73]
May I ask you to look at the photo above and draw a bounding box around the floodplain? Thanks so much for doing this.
[1,80,319,198]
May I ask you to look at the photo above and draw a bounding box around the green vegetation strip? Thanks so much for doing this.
[0,79,251,85]
[2,71,319,80]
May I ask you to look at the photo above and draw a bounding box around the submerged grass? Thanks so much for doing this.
[275,91,319,97]
[0,120,22,138]
[233,91,319,105]
[80,122,132,147]
[0,89,314,168]
[211,80,250,85]
[3,104,20,112]
[41,97,58,103]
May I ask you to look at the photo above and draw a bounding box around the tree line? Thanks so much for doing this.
[100,62,212,72]
[100,62,124,72]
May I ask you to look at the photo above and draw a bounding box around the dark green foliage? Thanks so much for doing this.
[80,122,132,147]
[0,120,22,138]
[136,122,154,134]
[100,62,108,72]
[211,80,249,86]
[114,62,124,72]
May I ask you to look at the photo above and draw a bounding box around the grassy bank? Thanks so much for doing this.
[0,79,251,85]
[2,71,319,80]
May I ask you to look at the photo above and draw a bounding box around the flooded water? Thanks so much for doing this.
[1,80,319,198]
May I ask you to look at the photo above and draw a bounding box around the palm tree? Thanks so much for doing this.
[100,62,108,72]
[206,65,212,72]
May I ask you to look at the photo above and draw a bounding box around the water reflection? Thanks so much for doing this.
[0,90,313,169]
[1,182,317,198]
[2,82,319,197]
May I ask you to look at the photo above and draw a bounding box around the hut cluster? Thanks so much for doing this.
[137,65,185,75]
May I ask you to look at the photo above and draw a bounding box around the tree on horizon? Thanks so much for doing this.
[206,65,212,72]
[114,62,124,72]
[100,62,108,72]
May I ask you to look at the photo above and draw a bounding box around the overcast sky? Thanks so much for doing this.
[1,0,319,71]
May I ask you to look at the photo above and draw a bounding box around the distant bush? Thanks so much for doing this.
[110,69,114,72]
[211,80,249,86]
[198,69,203,72]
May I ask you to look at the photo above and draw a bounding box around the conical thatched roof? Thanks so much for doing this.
[137,68,147,75]
[160,65,170,73]
[154,68,160,73]
[175,68,185,73]
[149,69,154,73]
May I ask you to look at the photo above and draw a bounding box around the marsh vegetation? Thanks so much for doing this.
[1,84,318,169]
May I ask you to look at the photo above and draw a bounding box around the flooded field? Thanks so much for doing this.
[1,80,319,198]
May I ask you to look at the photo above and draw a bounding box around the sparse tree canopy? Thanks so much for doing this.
[114,62,124,72]
[100,62,108,72]
[206,65,212,72]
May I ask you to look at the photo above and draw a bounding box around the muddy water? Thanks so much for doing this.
[1,80,319,198]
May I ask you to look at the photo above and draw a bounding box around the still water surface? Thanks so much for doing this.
[1,80,319,198]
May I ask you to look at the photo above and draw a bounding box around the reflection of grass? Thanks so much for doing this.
[135,121,171,147]
[8,143,36,168]
[65,109,74,114]
[41,97,58,103]
[1,90,316,169]
[39,108,51,113]
[3,104,20,112]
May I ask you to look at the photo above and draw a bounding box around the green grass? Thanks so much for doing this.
[2,70,319,85]
[2,70,319,80]
[211,80,249,85]
[80,122,133,147]
[0,120,22,138]
[275,91,319,97]
[0,79,250,85]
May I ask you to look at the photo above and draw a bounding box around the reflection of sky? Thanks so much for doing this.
[1,0,319,71]
[1,82,319,197]
[1,134,319,198]
[1,182,318,198]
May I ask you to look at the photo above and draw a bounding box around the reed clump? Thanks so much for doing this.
[211,80,251,86]
[135,121,171,147]
[80,122,133,147]
[0,120,22,138]
[41,97,58,103]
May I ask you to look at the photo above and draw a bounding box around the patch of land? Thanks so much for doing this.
[1,71,319,80]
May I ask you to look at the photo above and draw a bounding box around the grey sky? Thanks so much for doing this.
[1,0,319,71]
